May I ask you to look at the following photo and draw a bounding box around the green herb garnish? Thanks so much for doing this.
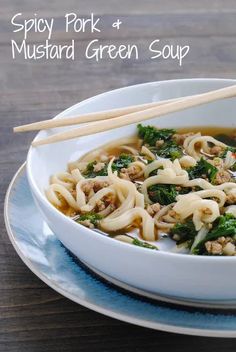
[147,184,191,205]
[137,124,175,146]
[155,140,182,160]
[170,220,198,247]
[76,213,103,227]
[149,140,182,161]
[132,238,158,250]
[112,154,134,172]
[192,213,236,255]
[83,161,108,178]
[188,158,218,183]
[148,184,178,205]
[83,154,134,178]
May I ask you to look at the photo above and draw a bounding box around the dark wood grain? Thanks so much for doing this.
[1,1,236,350]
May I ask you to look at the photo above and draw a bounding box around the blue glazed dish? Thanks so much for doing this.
[4,164,236,337]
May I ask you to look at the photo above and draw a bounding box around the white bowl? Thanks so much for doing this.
[27,78,236,301]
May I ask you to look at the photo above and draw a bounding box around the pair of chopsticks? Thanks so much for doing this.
[14,84,236,147]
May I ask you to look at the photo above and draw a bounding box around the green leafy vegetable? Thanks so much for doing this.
[147,184,191,205]
[188,158,218,183]
[137,124,181,160]
[148,184,178,205]
[210,213,236,238]
[83,161,108,178]
[178,187,192,195]
[170,220,198,247]
[193,213,236,255]
[149,140,182,160]
[83,154,134,178]
[137,124,175,146]
[112,154,134,172]
[75,213,103,227]
[155,140,182,160]
[132,238,158,250]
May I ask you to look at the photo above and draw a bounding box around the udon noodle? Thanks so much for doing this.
[46,124,236,256]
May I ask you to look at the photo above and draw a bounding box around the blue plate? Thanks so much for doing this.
[4,164,236,337]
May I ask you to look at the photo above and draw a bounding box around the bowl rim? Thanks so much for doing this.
[27,77,236,262]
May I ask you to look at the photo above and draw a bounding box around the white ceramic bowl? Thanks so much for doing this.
[27,78,236,301]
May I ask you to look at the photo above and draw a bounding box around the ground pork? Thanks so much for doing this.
[205,236,235,255]
[120,165,141,181]
[209,145,224,156]
[82,180,109,195]
[95,195,116,212]
[214,170,232,185]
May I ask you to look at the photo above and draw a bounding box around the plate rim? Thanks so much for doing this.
[4,163,236,338]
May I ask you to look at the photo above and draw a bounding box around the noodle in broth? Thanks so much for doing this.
[46,125,236,256]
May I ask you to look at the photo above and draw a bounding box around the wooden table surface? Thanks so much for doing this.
[1,0,236,350]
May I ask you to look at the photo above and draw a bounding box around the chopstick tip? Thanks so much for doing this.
[13,126,21,132]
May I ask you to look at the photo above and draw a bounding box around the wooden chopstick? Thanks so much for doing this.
[14,98,182,133]
[32,84,236,147]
